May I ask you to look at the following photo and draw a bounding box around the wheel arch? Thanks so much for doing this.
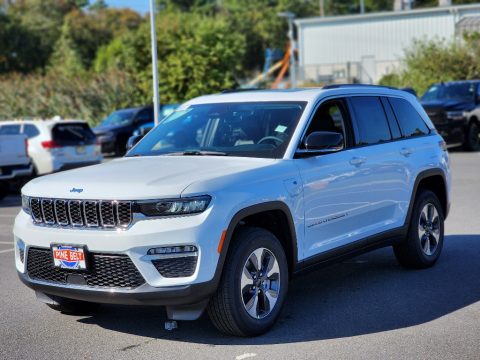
[406,169,449,224]
[219,202,298,277]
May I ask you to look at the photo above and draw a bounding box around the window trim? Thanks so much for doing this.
[380,96,402,140]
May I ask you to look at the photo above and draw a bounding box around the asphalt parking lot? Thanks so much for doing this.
[1,151,479,360]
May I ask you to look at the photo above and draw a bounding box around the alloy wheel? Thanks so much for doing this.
[418,203,441,256]
[241,248,281,319]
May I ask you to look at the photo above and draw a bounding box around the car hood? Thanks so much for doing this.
[421,99,475,112]
[22,156,277,200]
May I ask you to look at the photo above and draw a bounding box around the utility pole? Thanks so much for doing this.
[319,0,325,16]
[360,0,365,14]
[149,0,160,126]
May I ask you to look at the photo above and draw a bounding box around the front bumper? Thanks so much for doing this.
[14,205,224,306]
[17,270,216,306]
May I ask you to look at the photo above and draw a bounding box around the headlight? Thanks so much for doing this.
[136,196,211,217]
[446,111,465,120]
[21,195,31,215]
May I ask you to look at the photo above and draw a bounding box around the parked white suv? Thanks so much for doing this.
[14,86,451,336]
[0,119,103,175]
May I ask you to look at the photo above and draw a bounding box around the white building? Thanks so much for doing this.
[295,3,480,85]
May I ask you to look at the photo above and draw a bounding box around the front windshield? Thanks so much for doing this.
[101,109,136,126]
[127,102,306,159]
[421,83,475,102]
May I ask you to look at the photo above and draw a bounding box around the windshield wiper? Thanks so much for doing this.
[167,150,228,156]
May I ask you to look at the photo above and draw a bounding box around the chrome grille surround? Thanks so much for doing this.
[28,198,132,230]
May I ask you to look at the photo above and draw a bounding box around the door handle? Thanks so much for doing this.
[349,157,366,166]
[400,148,412,157]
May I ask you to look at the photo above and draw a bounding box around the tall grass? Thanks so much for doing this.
[0,71,142,126]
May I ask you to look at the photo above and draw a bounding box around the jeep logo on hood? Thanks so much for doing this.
[70,188,84,194]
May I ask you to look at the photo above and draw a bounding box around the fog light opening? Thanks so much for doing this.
[147,245,197,256]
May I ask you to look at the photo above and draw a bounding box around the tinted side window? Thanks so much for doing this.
[136,109,152,122]
[389,97,430,137]
[349,97,391,145]
[0,124,21,135]
[23,124,40,138]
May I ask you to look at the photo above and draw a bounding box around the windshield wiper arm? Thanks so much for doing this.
[167,150,228,156]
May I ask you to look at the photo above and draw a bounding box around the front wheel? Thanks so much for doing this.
[394,190,444,269]
[465,120,480,151]
[207,227,289,336]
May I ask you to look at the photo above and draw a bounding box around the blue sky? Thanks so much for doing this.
[104,0,150,14]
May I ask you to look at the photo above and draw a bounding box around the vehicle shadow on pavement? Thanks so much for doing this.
[77,234,480,345]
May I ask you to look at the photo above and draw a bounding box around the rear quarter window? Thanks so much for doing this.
[388,97,430,137]
[23,124,40,138]
[349,96,392,146]
[52,123,96,145]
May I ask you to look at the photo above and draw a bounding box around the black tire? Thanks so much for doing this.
[207,227,289,337]
[0,182,9,201]
[46,296,101,315]
[394,190,444,269]
[465,120,480,151]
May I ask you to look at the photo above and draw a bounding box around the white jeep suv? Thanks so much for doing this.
[14,86,451,336]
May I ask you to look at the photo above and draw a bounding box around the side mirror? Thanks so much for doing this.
[126,134,143,151]
[299,131,344,155]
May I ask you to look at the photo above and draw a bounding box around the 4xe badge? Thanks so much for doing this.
[52,245,87,270]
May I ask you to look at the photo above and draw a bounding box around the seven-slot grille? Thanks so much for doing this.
[29,198,132,229]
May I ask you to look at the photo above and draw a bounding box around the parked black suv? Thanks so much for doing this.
[421,80,480,151]
[93,106,153,156]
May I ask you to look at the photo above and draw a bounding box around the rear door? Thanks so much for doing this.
[345,96,409,236]
[51,122,99,163]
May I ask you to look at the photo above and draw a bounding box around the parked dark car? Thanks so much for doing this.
[93,106,154,156]
[421,80,480,151]
[126,104,179,151]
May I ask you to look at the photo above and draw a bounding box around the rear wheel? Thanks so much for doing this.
[45,296,101,315]
[394,190,444,269]
[207,227,288,336]
[465,120,480,151]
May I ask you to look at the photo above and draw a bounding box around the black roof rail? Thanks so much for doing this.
[221,88,264,94]
[322,84,398,90]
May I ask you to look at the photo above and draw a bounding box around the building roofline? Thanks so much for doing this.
[295,3,480,27]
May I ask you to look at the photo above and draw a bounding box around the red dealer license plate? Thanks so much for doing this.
[52,245,87,270]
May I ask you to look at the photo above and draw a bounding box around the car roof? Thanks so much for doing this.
[0,119,89,127]
[181,86,414,108]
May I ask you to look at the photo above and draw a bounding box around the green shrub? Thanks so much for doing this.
[0,71,139,126]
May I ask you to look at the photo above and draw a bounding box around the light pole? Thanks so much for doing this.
[149,0,160,126]
[278,12,296,88]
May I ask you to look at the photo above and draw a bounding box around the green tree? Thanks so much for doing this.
[7,0,89,71]
[89,0,107,10]
[49,7,143,75]
[0,13,42,73]
[379,36,480,95]
[95,11,246,103]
